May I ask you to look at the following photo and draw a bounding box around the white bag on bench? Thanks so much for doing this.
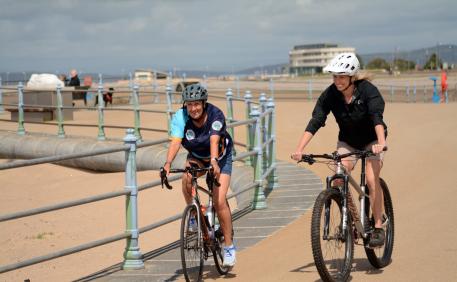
[27,74,64,88]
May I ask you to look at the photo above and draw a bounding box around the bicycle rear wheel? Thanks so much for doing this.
[181,204,204,282]
[364,178,395,268]
[311,188,354,282]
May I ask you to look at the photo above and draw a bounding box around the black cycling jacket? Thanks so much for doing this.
[305,79,388,150]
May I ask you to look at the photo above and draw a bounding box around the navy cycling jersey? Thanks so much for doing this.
[170,103,232,160]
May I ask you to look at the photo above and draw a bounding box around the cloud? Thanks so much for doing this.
[0,0,456,72]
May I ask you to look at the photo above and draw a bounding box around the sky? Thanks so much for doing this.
[1,0,456,74]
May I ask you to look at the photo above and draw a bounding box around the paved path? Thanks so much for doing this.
[76,161,322,282]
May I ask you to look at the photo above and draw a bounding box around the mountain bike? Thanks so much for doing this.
[160,164,232,282]
[300,149,394,281]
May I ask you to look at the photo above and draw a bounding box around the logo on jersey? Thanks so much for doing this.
[185,129,195,140]
[212,120,223,131]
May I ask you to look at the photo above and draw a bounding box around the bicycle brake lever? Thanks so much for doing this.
[301,155,315,165]
[160,167,173,190]
[208,166,221,187]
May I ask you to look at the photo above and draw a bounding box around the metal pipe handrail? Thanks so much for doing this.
[4,102,174,115]
[258,108,273,119]
[0,189,130,222]
[233,150,257,162]
[0,119,169,133]
[0,171,180,223]
[261,163,277,181]
[233,140,247,148]
[0,144,129,170]
[227,118,256,128]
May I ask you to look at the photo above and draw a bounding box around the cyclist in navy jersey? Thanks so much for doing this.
[163,84,236,267]
[291,53,388,248]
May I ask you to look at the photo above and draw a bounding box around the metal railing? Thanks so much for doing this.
[0,87,278,274]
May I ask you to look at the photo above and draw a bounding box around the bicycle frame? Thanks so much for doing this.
[327,157,370,239]
[190,172,214,248]
[161,165,218,248]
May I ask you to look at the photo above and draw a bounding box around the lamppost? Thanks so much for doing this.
[449,45,455,69]
[436,42,440,70]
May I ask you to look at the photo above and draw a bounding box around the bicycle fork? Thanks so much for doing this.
[324,163,368,240]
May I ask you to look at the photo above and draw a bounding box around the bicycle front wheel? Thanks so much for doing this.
[311,188,354,282]
[364,178,395,268]
[181,204,204,282]
[212,225,230,275]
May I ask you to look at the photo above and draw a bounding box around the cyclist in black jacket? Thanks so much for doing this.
[291,53,388,247]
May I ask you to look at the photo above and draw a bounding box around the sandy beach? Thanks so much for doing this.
[1,74,457,281]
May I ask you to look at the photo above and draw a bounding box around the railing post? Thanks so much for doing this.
[202,74,207,88]
[390,84,394,103]
[236,76,240,98]
[269,78,274,99]
[250,106,267,210]
[406,84,410,103]
[225,88,236,156]
[165,83,173,137]
[128,72,133,105]
[97,75,106,140]
[133,84,142,142]
[423,85,427,103]
[17,82,25,135]
[267,97,279,189]
[413,82,417,103]
[244,90,253,166]
[168,71,174,103]
[152,71,159,103]
[0,77,4,113]
[259,93,268,172]
[56,84,65,138]
[308,80,313,101]
[122,129,144,270]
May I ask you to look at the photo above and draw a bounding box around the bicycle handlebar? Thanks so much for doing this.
[160,165,221,190]
[299,147,388,165]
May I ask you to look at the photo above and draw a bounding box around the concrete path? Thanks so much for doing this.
[76,161,322,282]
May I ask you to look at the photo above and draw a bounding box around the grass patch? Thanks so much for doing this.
[26,232,54,240]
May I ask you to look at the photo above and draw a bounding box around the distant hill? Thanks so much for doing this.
[234,63,289,76]
[359,44,457,67]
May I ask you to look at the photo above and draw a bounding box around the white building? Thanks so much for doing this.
[289,43,356,75]
[134,69,167,81]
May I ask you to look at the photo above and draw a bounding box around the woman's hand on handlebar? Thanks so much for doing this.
[291,151,303,161]
[163,162,171,176]
[371,144,387,155]
[211,159,221,180]
[160,162,173,190]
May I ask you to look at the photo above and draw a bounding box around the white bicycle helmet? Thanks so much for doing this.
[323,53,360,76]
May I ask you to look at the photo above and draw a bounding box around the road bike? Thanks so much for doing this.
[300,149,394,281]
[160,164,232,282]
